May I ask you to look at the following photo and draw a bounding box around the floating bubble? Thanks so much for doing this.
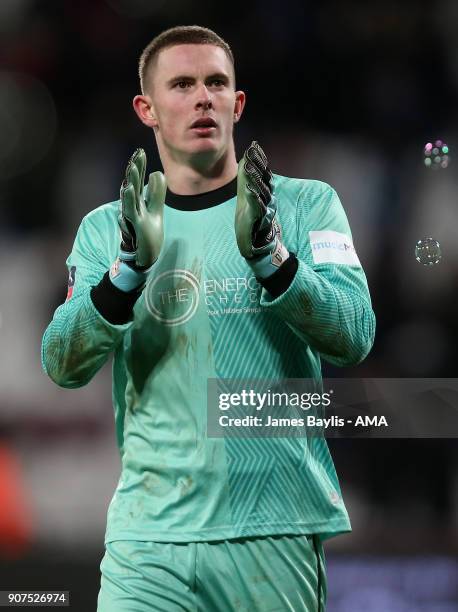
[415,238,442,266]
[424,140,450,169]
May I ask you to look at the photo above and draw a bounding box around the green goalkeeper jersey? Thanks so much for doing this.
[42,175,375,543]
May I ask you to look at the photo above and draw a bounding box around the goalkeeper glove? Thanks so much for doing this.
[109,148,167,292]
[235,141,289,279]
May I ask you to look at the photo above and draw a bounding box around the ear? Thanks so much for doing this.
[133,94,158,129]
[233,90,246,123]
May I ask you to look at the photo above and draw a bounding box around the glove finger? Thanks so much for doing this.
[145,171,167,214]
[246,182,266,215]
[236,157,261,258]
[257,179,272,208]
[245,165,271,211]
[132,148,146,199]
[124,149,138,183]
[246,141,268,171]
[126,164,141,214]
[121,182,138,223]
[244,142,272,193]
[247,150,272,188]
[244,159,262,181]
[262,166,273,190]
[240,152,265,217]
[117,211,129,236]
[244,160,263,189]
[117,212,136,251]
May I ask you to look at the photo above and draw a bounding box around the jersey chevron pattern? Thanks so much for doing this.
[42,175,375,543]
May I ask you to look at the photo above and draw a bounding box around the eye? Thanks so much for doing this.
[174,81,190,89]
[210,79,224,87]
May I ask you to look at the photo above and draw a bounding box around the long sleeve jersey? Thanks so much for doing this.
[42,175,375,543]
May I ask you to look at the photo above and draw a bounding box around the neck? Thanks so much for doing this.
[158,141,238,195]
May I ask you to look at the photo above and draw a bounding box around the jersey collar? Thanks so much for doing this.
[165,177,237,211]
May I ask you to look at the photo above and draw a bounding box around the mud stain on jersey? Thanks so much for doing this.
[176,332,190,358]
[178,475,193,498]
[190,257,203,283]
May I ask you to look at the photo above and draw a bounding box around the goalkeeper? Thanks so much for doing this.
[42,25,375,612]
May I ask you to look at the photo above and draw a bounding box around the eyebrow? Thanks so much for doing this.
[167,72,230,86]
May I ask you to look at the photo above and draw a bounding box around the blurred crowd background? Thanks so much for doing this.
[0,0,457,610]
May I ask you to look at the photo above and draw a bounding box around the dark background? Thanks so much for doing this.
[0,0,457,610]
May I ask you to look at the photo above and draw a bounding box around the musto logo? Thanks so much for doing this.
[145,269,200,326]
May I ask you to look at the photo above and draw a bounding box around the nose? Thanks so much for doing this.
[195,84,213,110]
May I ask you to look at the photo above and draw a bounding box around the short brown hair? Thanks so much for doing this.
[139,25,235,93]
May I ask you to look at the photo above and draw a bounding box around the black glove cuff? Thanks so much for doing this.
[258,253,298,299]
[90,271,143,325]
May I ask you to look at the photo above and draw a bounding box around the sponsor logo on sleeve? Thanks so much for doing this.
[66,266,76,300]
[309,230,361,266]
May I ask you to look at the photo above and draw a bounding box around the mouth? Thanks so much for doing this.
[190,117,217,135]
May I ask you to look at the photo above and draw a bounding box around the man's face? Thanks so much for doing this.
[147,44,244,162]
